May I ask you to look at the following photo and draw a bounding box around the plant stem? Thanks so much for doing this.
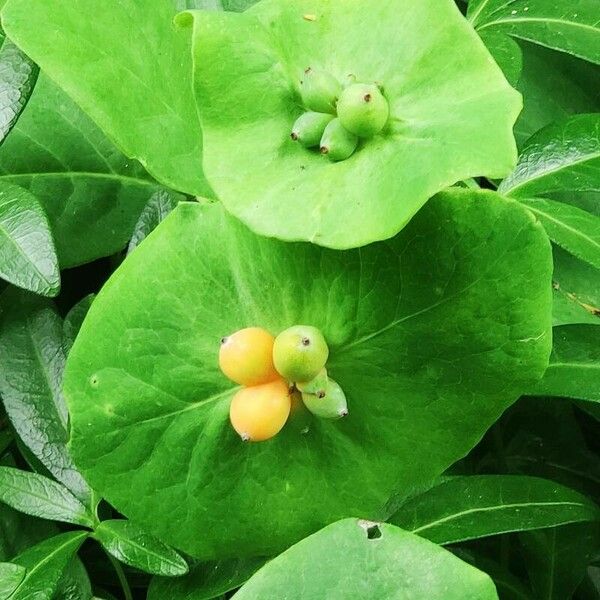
[462,178,480,189]
[106,552,133,600]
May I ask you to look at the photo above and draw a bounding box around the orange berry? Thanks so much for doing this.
[229,379,291,442]
[219,327,279,386]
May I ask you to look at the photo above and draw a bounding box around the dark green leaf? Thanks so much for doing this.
[233,519,497,599]
[54,556,93,600]
[0,467,93,527]
[127,190,180,254]
[178,0,520,248]
[500,114,600,198]
[63,189,552,558]
[479,30,523,86]
[0,561,25,599]
[0,289,90,502]
[10,531,88,600]
[530,325,600,402]
[63,295,95,353]
[518,198,600,269]
[2,0,211,196]
[469,0,600,64]
[552,246,600,326]
[519,523,599,600]
[390,475,600,545]
[0,74,180,268]
[0,34,37,144]
[94,520,188,577]
[0,181,60,296]
[0,503,57,561]
[148,558,268,600]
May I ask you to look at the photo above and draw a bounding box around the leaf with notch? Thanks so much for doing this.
[0,288,90,503]
[94,520,188,577]
[0,181,60,296]
[0,467,93,527]
[232,519,498,599]
[390,475,600,545]
[469,0,600,64]
[9,532,87,600]
[0,32,38,144]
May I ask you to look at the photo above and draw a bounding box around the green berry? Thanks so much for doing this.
[296,367,328,397]
[273,325,329,383]
[291,112,334,148]
[319,118,358,162]
[337,83,389,138]
[299,68,341,114]
[302,378,348,419]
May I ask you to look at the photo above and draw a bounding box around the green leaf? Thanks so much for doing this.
[530,324,600,402]
[514,43,600,147]
[63,189,552,559]
[552,246,600,326]
[2,0,211,197]
[54,556,93,600]
[127,191,180,254]
[500,114,600,198]
[390,475,600,545]
[10,532,87,600]
[478,30,523,86]
[0,74,181,268]
[0,562,26,599]
[519,523,599,600]
[94,520,188,577]
[148,558,268,600]
[0,467,93,527]
[469,0,600,64]
[0,503,57,561]
[0,34,38,144]
[232,519,498,599]
[0,181,60,296]
[518,198,600,269]
[63,295,95,353]
[178,0,520,248]
[0,289,91,503]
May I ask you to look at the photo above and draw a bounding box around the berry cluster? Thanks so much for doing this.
[219,326,348,442]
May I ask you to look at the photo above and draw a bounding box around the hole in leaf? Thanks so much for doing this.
[357,519,382,540]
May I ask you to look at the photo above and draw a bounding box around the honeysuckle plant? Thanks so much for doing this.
[0,0,598,598]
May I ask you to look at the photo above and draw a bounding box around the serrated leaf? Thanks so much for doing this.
[552,246,600,326]
[178,0,520,248]
[63,295,95,354]
[127,190,180,254]
[530,324,600,402]
[0,467,93,527]
[94,520,188,577]
[0,74,181,268]
[518,198,600,269]
[500,114,600,197]
[469,0,600,64]
[0,34,38,144]
[0,289,90,503]
[10,532,88,600]
[2,0,211,196]
[390,475,600,545]
[148,558,267,600]
[63,189,552,559]
[0,181,60,296]
[232,519,498,599]
[0,561,25,599]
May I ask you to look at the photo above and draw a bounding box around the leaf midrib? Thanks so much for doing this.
[478,16,600,35]
[0,171,158,188]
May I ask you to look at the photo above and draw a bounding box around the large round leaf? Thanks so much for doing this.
[63,189,552,559]
[178,0,521,248]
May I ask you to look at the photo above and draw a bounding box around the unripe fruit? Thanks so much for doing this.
[229,379,291,442]
[291,112,334,148]
[296,367,328,398]
[302,378,348,419]
[337,83,389,138]
[320,118,358,162]
[299,67,341,114]
[219,327,279,386]
[273,325,329,383]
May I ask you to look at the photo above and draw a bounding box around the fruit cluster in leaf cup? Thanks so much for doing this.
[220,325,347,441]
[292,67,389,161]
